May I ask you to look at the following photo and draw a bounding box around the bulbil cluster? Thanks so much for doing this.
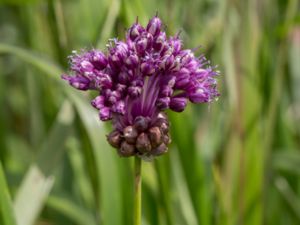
[107,113,170,158]
[62,16,219,159]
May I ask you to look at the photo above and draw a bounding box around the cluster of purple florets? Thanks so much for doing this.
[62,16,219,158]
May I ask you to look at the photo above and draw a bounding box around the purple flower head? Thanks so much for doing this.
[62,16,219,160]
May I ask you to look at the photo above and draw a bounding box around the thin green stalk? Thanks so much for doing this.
[134,157,142,225]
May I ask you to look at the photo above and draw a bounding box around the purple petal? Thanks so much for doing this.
[61,74,91,90]
[99,107,112,121]
[169,97,187,112]
[146,16,162,36]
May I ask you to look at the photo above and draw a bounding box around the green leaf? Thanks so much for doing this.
[272,151,300,176]
[96,0,121,48]
[0,161,17,225]
[46,195,97,225]
[0,44,62,81]
[275,177,300,221]
[13,165,54,225]
[13,101,74,225]
[68,89,124,225]
[0,43,124,225]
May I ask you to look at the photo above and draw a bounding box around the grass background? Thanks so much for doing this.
[0,0,300,224]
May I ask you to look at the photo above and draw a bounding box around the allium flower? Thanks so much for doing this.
[62,16,219,160]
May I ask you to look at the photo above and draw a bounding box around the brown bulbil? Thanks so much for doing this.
[148,126,162,147]
[160,122,169,134]
[107,130,122,148]
[134,116,150,132]
[154,117,168,126]
[136,132,152,153]
[108,113,171,158]
[119,141,136,157]
[157,112,167,120]
[152,143,168,156]
[162,134,171,145]
[154,117,169,134]
[123,126,138,144]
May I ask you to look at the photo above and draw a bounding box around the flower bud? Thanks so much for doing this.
[156,97,170,110]
[119,141,136,157]
[128,23,144,41]
[91,95,105,109]
[169,97,187,112]
[125,54,139,69]
[174,68,190,89]
[108,54,122,68]
[148,126,162,147]
[107,130,122,148]
[194,68,209,79]
[118,71,130,84]
[99,107,112,121]
[172,57,181,72]
[160,55,178,71]
[160,85,173,97]
[185,59,198,71]
[96,73,112,89]
[153,32,166,51]
[116,84,127,93]
[141,62,155,75]
[189,88,208,103]
[108,42,128,68]
[180,50,194,65]
[123,126,138,144]
[169,37,182,53]
[91,51,108,70]
[108,91,121,104]
[62,75,91,90]
[112,100,125,114]
[146,16,162,36]
[136,133,151,153]
[135,37,149,55]
[128,86,142,98]
[80,60,94,72]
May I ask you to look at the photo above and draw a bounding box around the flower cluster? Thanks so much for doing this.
[62,16,219,159]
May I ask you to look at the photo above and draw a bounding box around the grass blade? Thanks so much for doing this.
[13,166,54,225]
[46,195,97,225]
[13,101,74,225]
[0,161,17,225]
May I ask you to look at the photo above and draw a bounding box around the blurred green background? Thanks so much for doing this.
[0,0,300,225]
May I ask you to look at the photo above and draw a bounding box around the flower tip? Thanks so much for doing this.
[147,16,162,36]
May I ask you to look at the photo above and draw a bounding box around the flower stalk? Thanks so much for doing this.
[134,156,142,225]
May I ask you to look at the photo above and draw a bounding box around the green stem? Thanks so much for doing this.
[134,156,142,225]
